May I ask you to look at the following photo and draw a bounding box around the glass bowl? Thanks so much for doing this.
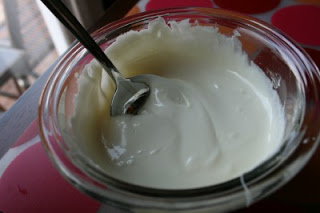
[38,8,320,212]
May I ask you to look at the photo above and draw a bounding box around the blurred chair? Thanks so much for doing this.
[0,45,27,112]
[4,0,54,70]
[0,0,54,112]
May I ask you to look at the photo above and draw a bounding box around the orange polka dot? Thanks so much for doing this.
[126,6,140,17]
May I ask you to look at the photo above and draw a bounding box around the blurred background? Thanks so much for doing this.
[0,0,120,113]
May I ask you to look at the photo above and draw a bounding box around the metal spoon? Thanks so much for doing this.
[41,0,150,116]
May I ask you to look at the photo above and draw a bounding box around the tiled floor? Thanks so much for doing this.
[0,0,58,111]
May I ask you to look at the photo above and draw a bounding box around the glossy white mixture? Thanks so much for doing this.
[70,18,285,189]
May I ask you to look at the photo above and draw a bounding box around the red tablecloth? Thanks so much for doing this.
[1,0,320,212]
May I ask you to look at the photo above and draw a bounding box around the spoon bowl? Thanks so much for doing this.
[111,75,150,115]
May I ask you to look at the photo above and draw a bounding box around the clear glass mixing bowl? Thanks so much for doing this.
[38,8,320,212]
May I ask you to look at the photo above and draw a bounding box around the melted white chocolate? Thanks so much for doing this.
[69,18,285,189]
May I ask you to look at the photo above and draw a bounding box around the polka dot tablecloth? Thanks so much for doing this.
[135,0,320,66]
[1,1,320,213]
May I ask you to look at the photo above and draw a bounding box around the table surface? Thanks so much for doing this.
[1,0,320,212]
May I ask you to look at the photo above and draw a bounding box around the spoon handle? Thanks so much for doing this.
[40,0,121,83]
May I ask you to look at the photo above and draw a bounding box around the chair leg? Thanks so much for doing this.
[0,72,24,99]
[0,104,6,112]
[19,75,31,90]
[0,91,19,99]
[11,74,24,95]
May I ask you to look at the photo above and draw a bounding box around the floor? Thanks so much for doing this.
[0,0,58,111]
